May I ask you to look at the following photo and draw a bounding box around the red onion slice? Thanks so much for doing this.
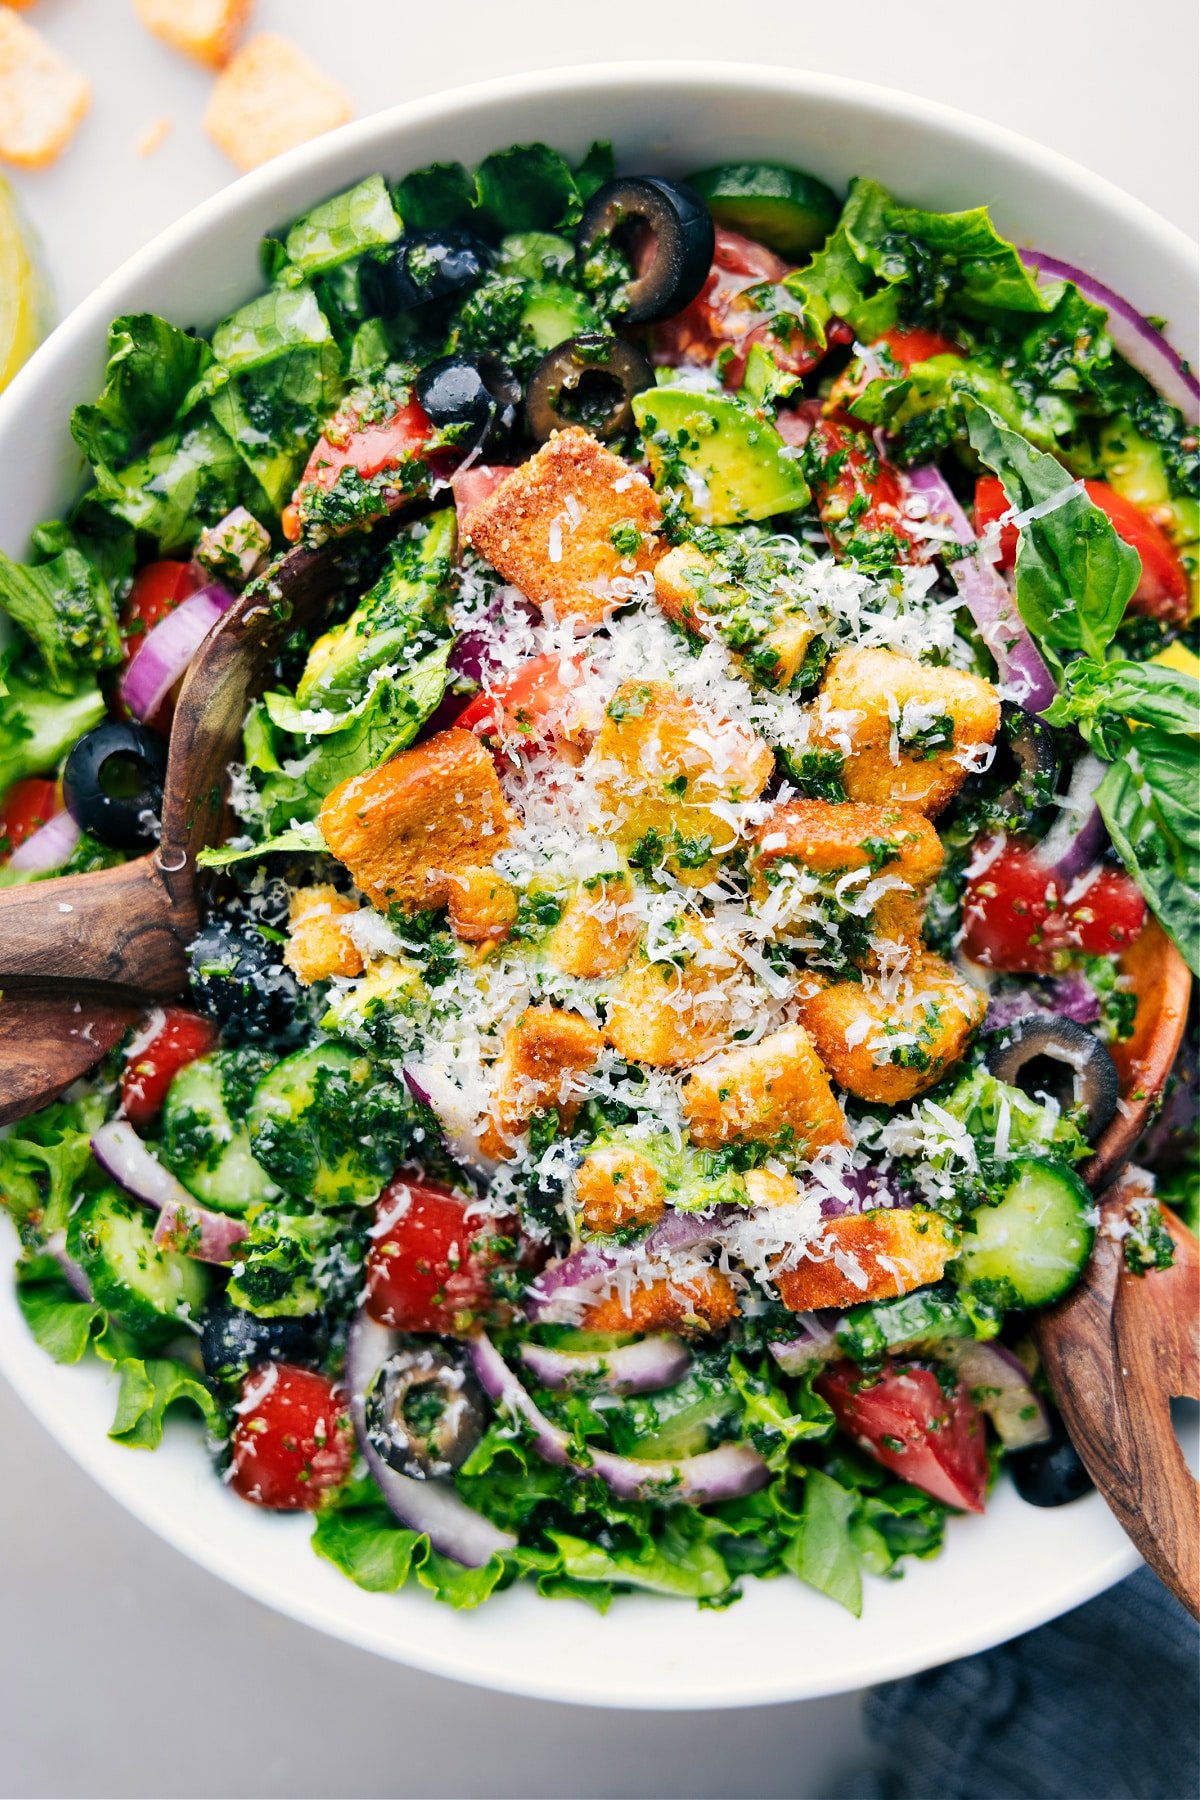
[524,1206,742,1323]
[770,1313,839,1375]
[1020,251,1199,425]
[940,1340,1052,1450]
[90,1120,247,1264]
[44,1229,95,1302]
[119,583,237,724]
[1032,751,1108,882]
[153,1200,248,1265]
[471,1333,770,1505]
[6,809,81,875]
[518,1334,691,1395]
[344,1311,516,1568]
[908,465,1057,714]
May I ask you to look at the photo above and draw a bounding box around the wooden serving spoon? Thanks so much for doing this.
[0,539,351,1123]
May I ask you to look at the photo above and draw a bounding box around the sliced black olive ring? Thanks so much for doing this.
[525,333,654,444]
[575,176,715,324]
[990,1015,1119,1142]
[993,703,1061,826]
[62,720,168,852]
[365,1343,486,1481]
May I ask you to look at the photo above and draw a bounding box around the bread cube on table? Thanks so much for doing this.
[0,11,88,168]
[463,428,663,629]
[134,0,249,67]
[205,32,351,171]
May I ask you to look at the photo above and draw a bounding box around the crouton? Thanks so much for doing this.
[681,1025,846,1155]
[446,867,517,945]
[478,1006,604,1160]
[752,798,943,950]
[744,1169,802,1208]
[775,1209,957,1311]
[654,544,815,690]
[605,922,738,1067]
[809,647,1000,815]
[462,429,662,628]
[582,1269,740,1337]
[318,728,515,914]
[284,884,365,985]
[0,12,89,168]
[204,33,350,171]
[591,680,774,885]
[795,951,986,1104]
[574,1146,666,1235]
[546,870,639,979]
[134,0,249,67]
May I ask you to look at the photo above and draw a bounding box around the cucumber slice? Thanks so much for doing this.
[67,1188,210,1341]
[836,1284,1000,1364]
[247,1042,383,1206]
[161,1050,279,1215]
[686,162,840,257]
[521,281,599,351]
[952,1159,1096,1309]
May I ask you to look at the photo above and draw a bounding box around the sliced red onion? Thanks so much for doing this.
[1020,251,1200,425]
[7,809,80,874]
[819,1165,907,1219]
[1032,752,1108,882]
[195,508,272,586]
[524,1206,742,1323]
[344,1311,514,1568]
[119,583,237,724]
[402,1062,498,1177]
[941,1340,1052,1450]
[153,1200,247,1265]
[770,1312,839,1375]
[518,1334,691,1395]
[471,1333,770,1505]
[44,1229,94,1302]
[984,968,1102,1034]
[908,465,1057,714]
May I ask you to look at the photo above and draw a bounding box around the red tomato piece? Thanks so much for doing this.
[364,1178,515,1335]
[120,560,200,662]
[453,650,587,753]
[228,1363,353,1511]
[651,227,835,388]
[806,415,920,561]
[120,1006,218,1129]
[0,777,59,860]
[452,463,514,539]
[962,839,1147,974]
[817,1358,989,1513]
[876,326,962,369]
[283,394,436,541]
[974,475,1189,621]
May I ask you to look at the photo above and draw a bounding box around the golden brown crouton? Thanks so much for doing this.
[582,1269,740,1337]
[134,0,249,67]
[284,884,365,986]
[744,1169,802,1208]
[654,545,815,689]
[478,1006,604,1160]
[591,680,774,885]
[462,429,662,628]
[809,648,1000,815]
[682,1026,846,1155]
[546,870,639,979]
[752,798,943,949]
[204,33,350,171]
[318,728,515,914]
[0,12,89,168]
[605,923,737,1068]
[795,951,986,1105]
[446,867,517,945]
[775,1210,957,1310]
[574,1147,666,1235]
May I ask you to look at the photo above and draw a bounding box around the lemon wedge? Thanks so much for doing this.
[0,177,51,394]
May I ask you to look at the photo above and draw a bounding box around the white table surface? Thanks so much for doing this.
[1,4,1195,1795]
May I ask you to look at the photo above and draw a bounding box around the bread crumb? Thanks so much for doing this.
[204,32,351,172]
[135,114,172,157]
[0,10,89,169]
[134,0,249,68]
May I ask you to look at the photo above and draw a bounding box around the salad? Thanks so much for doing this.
[1,142,1197,1617]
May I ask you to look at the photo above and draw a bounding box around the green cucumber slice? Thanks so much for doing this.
[952,1159,1096,1309]
[67,1187,210,1341]
[686,162,840,257]
[161,1050,279,1215]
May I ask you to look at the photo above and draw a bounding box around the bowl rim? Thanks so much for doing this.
[1,59,1192,1708]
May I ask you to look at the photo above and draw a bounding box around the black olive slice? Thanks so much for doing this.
[990,1015,1119,1142]
[1008,1412,1094,1507]
[576,177,715,324]
[366,1344,485,1480]
[62,720,167,851]
[200,1304,329,1385]
[371,229,491,313]
[994,703,1060,825]
[415,356,497,450]
[525,333,654,444]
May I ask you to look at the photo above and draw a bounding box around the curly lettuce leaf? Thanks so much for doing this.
[282,174,402,280]
[0,537,120,689]
[90,411,255,555]
[0,1090,106,1238]
[0,650,106,796]
[70,313,215,470]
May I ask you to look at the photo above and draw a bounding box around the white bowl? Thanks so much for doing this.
[1,63,1194,1711]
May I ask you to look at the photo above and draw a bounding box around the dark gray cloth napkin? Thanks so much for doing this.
[835,1568,1199,1800]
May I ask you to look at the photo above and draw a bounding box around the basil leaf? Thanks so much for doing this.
[1096,734,1200,975]
[782,1468,863,1616]
[965,399,1141,661]
[1044,656,1200,757]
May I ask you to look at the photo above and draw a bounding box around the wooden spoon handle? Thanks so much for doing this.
[0,855,195,997]
[0,987,140,1126]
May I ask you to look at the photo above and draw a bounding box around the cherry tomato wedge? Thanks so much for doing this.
[120,560,200,662]
[876,326,962,368]
[454,651,587,753]
[228,1363,353,1511]
[121,1006,218,1129]
[364,1178,515,1335]
[817,1358,989,1512]
[0,777,58,860]
[452,463,514,538]
[962,839,1147,974]
[806,415,920,561]
[283,394,435,541]
[974,475,1189,621]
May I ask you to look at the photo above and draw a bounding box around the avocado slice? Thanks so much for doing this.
[633,386,810,525]
[1097,417,1199,613]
